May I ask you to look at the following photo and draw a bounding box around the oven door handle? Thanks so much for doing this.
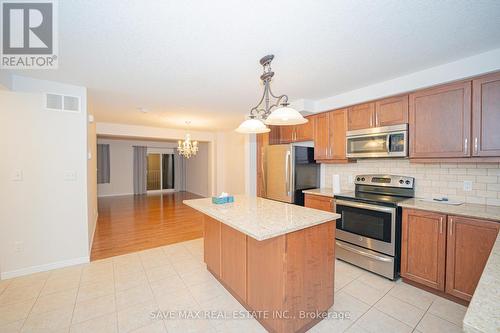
[336,241,393,262]
[334,199,395,214]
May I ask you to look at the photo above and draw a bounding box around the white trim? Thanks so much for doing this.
[97,192,134,198]
[1,256,90,280]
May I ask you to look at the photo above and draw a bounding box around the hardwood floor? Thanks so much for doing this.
[91,191,204,261]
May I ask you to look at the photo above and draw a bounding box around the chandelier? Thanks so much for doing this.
[178,122,199,158]
[236,55,307,134]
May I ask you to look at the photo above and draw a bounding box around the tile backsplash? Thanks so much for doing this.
[321,159,500,206]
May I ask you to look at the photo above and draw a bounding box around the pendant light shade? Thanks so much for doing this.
[264,105,308,126]
[235,118,271,134]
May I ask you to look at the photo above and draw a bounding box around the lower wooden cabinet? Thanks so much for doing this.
[304,194,334,212]
[401,209,447,291]
[401,208,499,301]
[204,216,221,277]
[445,216,499,301]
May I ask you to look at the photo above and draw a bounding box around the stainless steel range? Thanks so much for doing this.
[334,174,415,280]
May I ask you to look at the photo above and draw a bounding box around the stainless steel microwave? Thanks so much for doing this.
[346,124,408,158]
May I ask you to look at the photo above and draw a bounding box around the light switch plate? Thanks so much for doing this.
[463,180,473,192]
[12,169,23,181]
[64,171,77,181]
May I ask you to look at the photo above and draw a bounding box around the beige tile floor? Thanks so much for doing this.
[0,238,467,333]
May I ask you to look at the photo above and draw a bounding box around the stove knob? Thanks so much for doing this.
[399,179,404,184]
[361,177,365,181]
[405,180,411,185]
[356,177,361,181]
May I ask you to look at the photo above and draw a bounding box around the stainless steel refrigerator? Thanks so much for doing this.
[263,144,319,206]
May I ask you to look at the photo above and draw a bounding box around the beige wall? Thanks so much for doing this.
[0,87,89,279]
[322,160,500,206]
[185,142,210,197]
[215,131,247,195]
[87,120,97,247]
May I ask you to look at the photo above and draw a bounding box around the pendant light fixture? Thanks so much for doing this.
[177,121,199,158]
[235,55,307,134]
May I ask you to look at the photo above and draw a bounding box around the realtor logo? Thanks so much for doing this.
[1,0,58,69]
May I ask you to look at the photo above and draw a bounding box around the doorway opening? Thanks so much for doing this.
[147,153,175,192]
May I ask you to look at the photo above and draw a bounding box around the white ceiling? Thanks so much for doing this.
[10,0,500,131]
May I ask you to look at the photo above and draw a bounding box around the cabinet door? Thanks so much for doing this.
[409,81,472,158]
[304,194,333,212]
[348,102,375,131]
[446,216,499,301]
[268,126,281,145]
[204,216,221,277]
[375,95,408,127]
[295,116,314,141]
[280,126,295,143]
[401,209,447,291]
[256,133,268,197]
[472,72,500,156]
[313,113,330,160]
[221,224,247,300]
[329,108,348,160]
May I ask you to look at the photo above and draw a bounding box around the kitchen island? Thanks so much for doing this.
[183,195,340,333]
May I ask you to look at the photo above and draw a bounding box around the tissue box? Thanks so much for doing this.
[211,196,234,204]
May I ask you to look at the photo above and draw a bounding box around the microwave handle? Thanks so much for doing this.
[386,134,391,152]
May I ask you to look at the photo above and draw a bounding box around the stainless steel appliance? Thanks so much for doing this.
[264,144,319,206]
[346,124,408,158]
[334,174,415,280]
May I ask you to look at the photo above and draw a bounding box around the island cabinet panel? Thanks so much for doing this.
[445,216,500,301]
[472,72,500,157]
[203,216,221,277]
[409,81,472,158]
[347,102,375,131]
[375,95,409,127]
[284,222,335,333]
[247,235,287,333]
[304,194,333,212]
[401,209,447,291]
[220,224,247,300]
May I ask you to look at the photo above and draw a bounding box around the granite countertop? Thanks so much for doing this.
[398,198,500,222]
[183,195,340,241]
[302,188,335,197]
[463,232,500,333]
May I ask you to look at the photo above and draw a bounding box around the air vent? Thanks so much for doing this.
[45,93,81,113]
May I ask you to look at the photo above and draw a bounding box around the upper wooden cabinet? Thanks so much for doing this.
[347,96,408,131]
[348,102,375,131]
[445,216,499,301]
[268,116,314,144]
[409,81,472,158]
[472,72,500,157]
[401,209,447,291]
[313,109,349,162]
[295,116,314,141]
[268,125,281,145]
[375,95,409,127]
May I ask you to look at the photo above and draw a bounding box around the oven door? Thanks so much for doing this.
[335,199,396,256]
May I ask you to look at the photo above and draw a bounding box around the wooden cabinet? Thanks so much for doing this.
[204,216,221,277]
[314,109,349,162]
[304,194,333,212]
[268,125,281,145]
[409,81,472,158]
[279,125,295,143]
[472,72,500,157]
[348,102,375,131]
[445,216,499,301]
[295,116,314,141]
[375,95,409,127]
[221,223,247,298]
[401,209,447,291]
[402,208,499,302]
[256,133,268,198]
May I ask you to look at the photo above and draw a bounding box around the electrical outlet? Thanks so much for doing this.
[12,169,23,181]
[14,241,24,253]
[463,180,473,192]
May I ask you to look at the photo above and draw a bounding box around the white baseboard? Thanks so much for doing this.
[97,192,134,198]
[1,256,90,280]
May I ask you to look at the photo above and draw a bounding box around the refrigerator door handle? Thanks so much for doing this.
[285,150,291,196]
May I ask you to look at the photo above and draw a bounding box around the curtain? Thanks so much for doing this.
[133,146,147,195]
[174,151,186,191]
[96,144,110,184]
[162,154,175,189]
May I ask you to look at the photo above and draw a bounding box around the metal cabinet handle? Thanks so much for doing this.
[474,137,478,154]
[375,112,378,127]
[336,241,392,262]
[285,150,290,194]
[464,138,468,155]
[449,218,453,236]
[439,217,443,234]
